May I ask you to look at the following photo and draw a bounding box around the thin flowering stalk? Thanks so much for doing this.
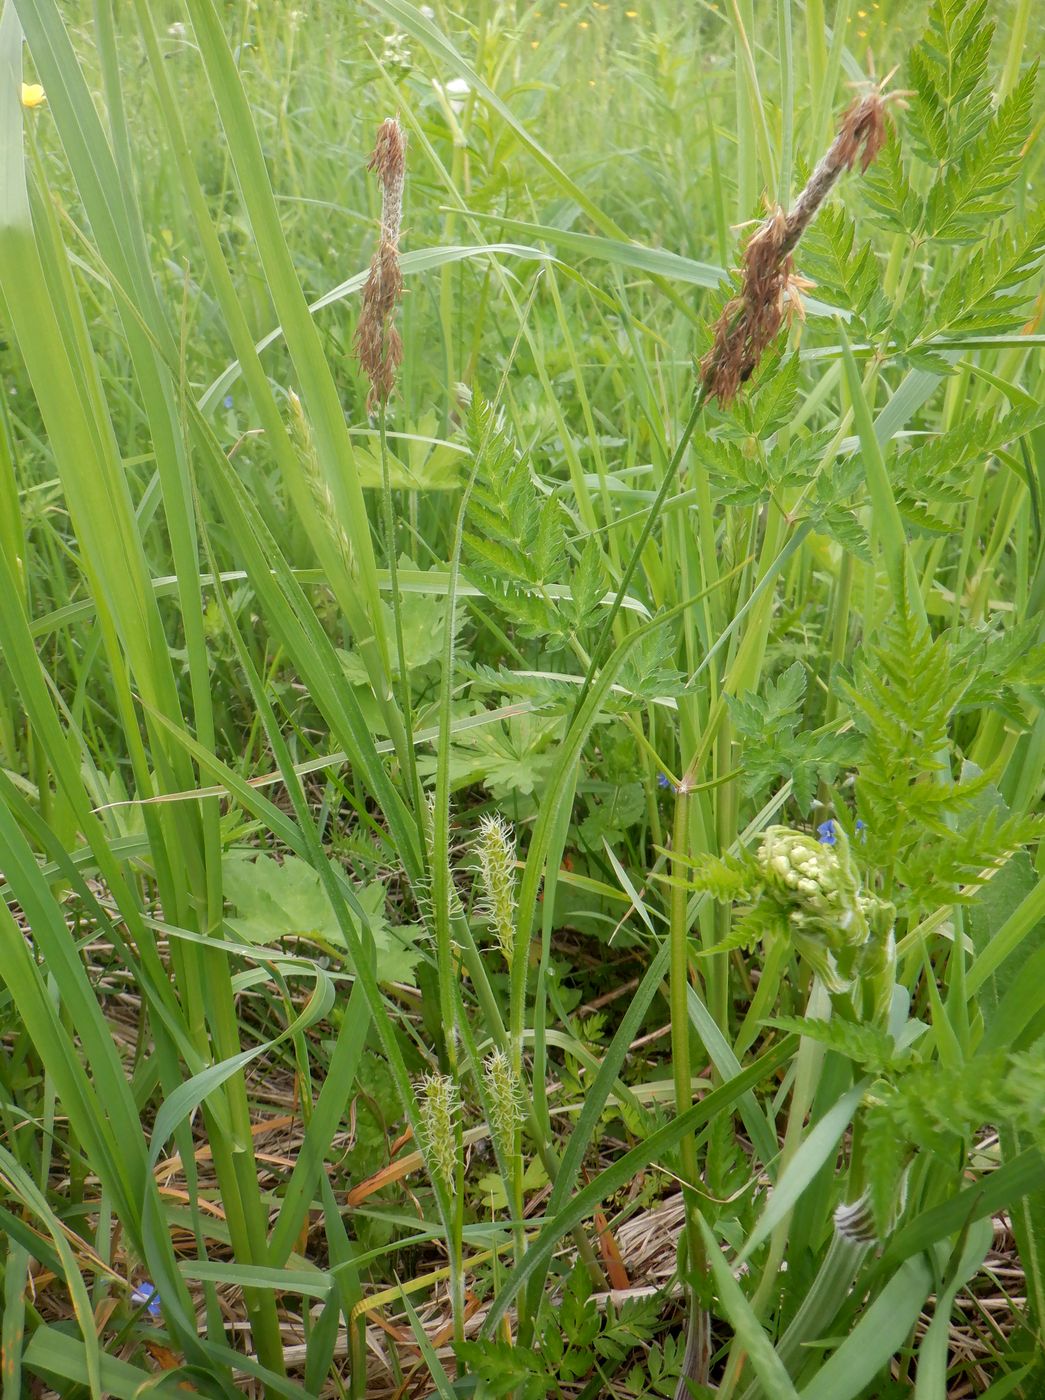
[378,405,422,816]
[573,94,892,732]
[474,807,530,1318]
[668,88,892,1399]
[356,117,422,814]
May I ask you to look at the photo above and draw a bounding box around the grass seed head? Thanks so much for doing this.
[418,1071,460,1195]
[700,88,891,406]
[475,812,517,960]
[355,117,406,411]
[484,1049,524,1152]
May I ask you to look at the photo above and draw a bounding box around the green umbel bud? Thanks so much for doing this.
[757,825,870,994]
[484,1049,524,1155]
[418,1073,459,1195]
[475,813,517,960]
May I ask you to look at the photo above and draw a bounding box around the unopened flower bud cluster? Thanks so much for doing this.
[756,825,892,1000]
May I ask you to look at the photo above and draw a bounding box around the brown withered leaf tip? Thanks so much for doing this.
[355,118,406,412]
[700,90,889,406]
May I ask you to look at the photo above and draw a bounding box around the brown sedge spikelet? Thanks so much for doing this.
[355,117,406,411]
[699,89,892,406]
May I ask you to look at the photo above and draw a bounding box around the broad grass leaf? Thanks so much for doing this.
[797,1252,935,1400]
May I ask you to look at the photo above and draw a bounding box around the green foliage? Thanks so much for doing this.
[841,583,1045,918]
[929,218,1045,337]
[798,206,891,338]
[926,66,1037,242]
[728,661,858,813]
[420,709,564,804]
[463,391,605,648]
[540,1264,669,1386]
[2,0,1044,1395]
[891,407,1045,532]
[843,585,980,819]
[456,1265,674,1398]
[223,852,424,984]
[907,0,996,167]
[765,1016,899,1072]
[876,1039,1045,1165]
[579,780,646,847]
[681,850,755,905]
[730,352,803,437]
[859,1,1042,369]
[453,1340,549,1399]
[861,131,922,236]
[862,1099,909,1240]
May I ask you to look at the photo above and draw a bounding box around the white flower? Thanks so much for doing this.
[445,76,470,113]
[382,31,412,69]
[167,21,186,38]
[419,4,436,17]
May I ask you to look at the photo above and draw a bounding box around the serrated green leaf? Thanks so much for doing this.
[928,65,1037,241]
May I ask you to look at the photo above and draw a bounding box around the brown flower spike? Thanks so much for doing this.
[699,90,890,406]
[355,117,406,411]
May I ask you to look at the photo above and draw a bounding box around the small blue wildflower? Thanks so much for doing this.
[222,393,234,410]
[818,818,867,846]
[131,1281,162,1318]
[657,773,676,792]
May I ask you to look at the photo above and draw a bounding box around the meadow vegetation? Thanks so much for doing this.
[1,0,1044,1396]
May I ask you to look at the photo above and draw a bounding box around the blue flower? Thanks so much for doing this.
[131,1281,162,1318]
[657,773,675,792]
[222,393,234,409]
[818,818,867,846]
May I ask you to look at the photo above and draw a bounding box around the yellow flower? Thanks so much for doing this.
[21,83,46,109]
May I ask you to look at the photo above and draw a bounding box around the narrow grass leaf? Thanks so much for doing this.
[699,1216,801,1400]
